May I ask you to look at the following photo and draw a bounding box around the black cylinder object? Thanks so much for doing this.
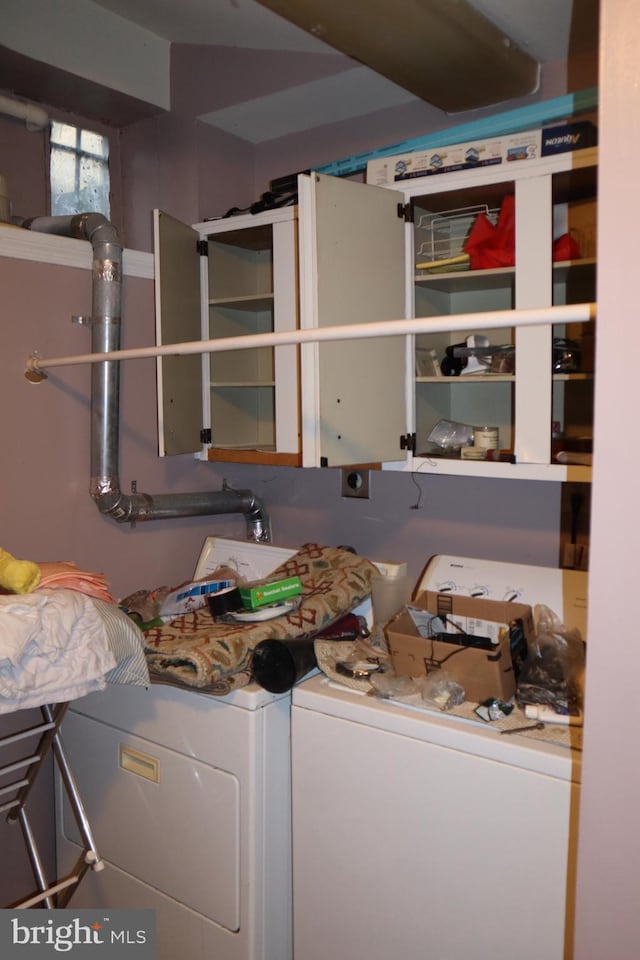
[207,587,242,619]
[252,638,318,693]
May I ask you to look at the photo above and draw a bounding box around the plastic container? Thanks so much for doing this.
[371,574,412,627]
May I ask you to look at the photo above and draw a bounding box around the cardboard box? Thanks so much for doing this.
[541,120,597,157]
[386,592,534,703]
[239,575,302,610]
[366,129,541,187]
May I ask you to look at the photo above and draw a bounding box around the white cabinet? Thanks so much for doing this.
[153,175,406,468]
[154,206,301,465]
[399,147,597,481]
[302,151,596,480]
[154,149,596,478]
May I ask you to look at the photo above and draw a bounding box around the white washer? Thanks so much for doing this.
[55,538,297,960]
[291,556,587,960]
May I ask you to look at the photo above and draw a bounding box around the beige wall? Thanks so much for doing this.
[573,0,640,955]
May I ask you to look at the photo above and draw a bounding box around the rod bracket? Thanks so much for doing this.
[25,354,47,383]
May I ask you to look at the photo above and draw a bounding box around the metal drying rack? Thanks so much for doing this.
[1,701,103,909]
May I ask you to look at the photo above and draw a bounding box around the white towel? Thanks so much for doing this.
[0,589,116,713]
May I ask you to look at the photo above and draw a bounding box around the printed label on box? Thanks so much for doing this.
[366,129,542,186]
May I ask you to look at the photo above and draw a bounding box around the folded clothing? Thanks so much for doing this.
[35,561,115,603]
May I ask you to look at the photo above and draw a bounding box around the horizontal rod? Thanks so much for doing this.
[15,875,80,910]
[26,302,596,376]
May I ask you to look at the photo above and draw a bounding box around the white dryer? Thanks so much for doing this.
[55,538,297,960]
[291,555,588,960]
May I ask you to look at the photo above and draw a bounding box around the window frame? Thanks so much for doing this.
[49,119,111,220]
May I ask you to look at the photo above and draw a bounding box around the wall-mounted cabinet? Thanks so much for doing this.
[154,147,596,480]
[398,147,597,481]
[154,175,406,467]
[154,207,300,465]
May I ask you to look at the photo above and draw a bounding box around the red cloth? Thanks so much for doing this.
[464,195,582,270]
[552,233,581,261]
[464,194,515,269]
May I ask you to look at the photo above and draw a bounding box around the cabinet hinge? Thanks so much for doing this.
[400,433,416,453]
[397,202,414,223]
[197,240,208,257]
[200,428,212,444]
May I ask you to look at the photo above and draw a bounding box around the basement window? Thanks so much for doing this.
[49,121,110,218]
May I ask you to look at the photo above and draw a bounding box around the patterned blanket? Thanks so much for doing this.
[142,544,378,695]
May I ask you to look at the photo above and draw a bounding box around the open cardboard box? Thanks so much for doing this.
[386,591,535,704]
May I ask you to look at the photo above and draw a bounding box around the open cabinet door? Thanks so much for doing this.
[153,209,204,456]
[299,173,407,467]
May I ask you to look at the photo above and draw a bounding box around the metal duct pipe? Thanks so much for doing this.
[22,214,271,542]
[0,94,49,131]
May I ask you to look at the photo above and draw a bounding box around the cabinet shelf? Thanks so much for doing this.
[552,372,593,382]
[415,265,514,292]
[209,294,274,309]
[406,456,592,483]
[414,258,595,292]
[417,372,592,384]
[416,374,514,384]
[206,448,302,467]
[210,380,275,388]
[553,257,596,279]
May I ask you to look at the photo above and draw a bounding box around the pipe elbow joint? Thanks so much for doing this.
[70,213,120,248]
[91,482,151,524]
[242,494,271,543]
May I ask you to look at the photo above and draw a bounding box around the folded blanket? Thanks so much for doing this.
[143,543,377,694]
[0,589,117,713]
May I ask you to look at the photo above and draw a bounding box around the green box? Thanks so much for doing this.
[239,576,303,610]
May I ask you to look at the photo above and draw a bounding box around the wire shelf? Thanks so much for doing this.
[416,205,499,262]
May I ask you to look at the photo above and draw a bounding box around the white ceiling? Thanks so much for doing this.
[92,0,577,62]
[91,0,595,142]
[1,0,597,143]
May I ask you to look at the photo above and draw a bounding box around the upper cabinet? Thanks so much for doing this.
[154,205,300,465]
[154,173,406,468]
[401,147,597,481]
[154,147,597,479]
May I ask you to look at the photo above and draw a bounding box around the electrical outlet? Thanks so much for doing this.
[341,468,370,499]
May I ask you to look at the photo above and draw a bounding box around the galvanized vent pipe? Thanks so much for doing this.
[21,214,270,542]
